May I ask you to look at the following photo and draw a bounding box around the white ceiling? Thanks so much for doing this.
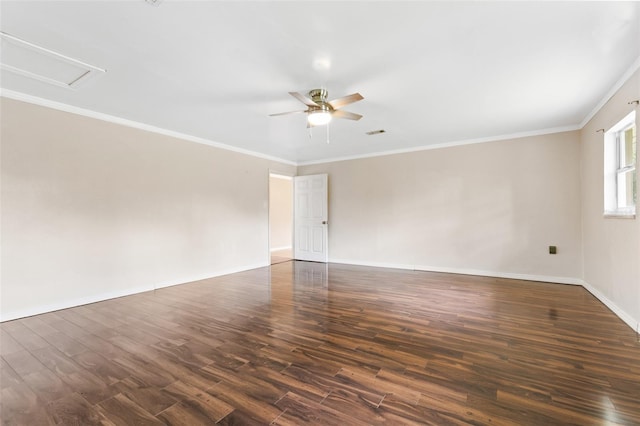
[1,1,639,164]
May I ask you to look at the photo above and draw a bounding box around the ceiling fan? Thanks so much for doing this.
[270,89,363,126]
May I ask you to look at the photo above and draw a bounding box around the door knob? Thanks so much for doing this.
[322,221,327,225]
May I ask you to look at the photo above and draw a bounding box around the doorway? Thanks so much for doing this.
[269,173,293,264]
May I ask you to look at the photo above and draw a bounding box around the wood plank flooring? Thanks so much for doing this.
[1,261,639,425]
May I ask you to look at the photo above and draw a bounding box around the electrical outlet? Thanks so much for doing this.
[549,246,557,254]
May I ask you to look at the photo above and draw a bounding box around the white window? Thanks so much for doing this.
[604,111,636,217]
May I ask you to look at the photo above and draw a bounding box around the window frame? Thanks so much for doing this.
[604,111,636,219]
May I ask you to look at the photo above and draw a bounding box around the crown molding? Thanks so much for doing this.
[0,89,297,166]
[298,124,580,166]
[579,55,640,129]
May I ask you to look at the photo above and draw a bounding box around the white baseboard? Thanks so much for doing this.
[330,258,415,271]
[0,284,154,323]
[582,281,639,333]
[154,262,269,290]
[0,262,270,322]
[270,246,292,253]
[413,264,584,285]
[331,258,582,285]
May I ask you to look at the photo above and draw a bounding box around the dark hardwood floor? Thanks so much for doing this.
[1,261,639,425]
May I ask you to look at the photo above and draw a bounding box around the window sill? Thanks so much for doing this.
[603,212,636,219]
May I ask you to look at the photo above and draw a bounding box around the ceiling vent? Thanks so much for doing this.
[0,32,105,89]
[366,129,386,135]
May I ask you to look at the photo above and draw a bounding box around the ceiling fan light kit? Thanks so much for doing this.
[270,88,363,128]
[308,110,332,126]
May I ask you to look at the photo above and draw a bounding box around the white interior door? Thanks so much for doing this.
[294,174,328,262]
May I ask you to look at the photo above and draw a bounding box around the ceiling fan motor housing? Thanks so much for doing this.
[309,89,331,112]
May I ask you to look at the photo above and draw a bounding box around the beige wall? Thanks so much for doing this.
[0,98,294,321]
[269,175,293,250]
[580,69,640,330]
[299,131,583,282]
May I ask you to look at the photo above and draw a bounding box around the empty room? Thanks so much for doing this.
[1,1,639,425]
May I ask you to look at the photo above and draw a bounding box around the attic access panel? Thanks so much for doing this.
[0,32,105,89]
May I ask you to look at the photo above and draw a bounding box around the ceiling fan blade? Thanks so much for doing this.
[289,91,318,107]
[332,110,363,121]
[328,93,363,109]
[269,110,306,117]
